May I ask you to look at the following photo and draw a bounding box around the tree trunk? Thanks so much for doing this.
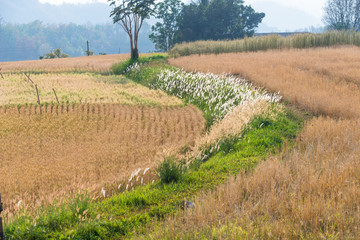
[130,37,138,60]
[131,47,139,60]
[132,28,139,60]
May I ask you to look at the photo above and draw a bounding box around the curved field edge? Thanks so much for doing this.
[4,60,304,239]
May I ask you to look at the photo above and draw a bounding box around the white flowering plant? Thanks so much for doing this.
[152,68,281,126]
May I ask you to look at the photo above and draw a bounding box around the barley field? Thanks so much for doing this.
[0,104,205,218]
[0,73,182,106]
[0,53,151,73]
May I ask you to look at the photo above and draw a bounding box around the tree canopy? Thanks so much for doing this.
[150,0,184,52]
[176,0,265,42]
[108,0,155,60]
[40,48,70,59]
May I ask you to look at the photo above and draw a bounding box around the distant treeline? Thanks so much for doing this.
[0,21,154,62]
[169,31,360,57]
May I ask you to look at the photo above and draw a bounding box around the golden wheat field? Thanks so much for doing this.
[0,104,205,218]
[0,73,182,106]
[157,46,360,238]
[0,53,151,73]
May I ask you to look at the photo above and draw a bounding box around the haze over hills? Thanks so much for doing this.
[251,1,324,32]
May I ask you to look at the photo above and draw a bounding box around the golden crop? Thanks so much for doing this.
[0,104,205,218]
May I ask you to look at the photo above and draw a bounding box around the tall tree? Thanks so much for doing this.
[177,0,265,42]
[108,0,155,60]
[323,0,360,30]
[150,0,184,52]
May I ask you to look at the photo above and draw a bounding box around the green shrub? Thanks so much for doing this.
[137,54,167,64]
[111,54,168,75]
[157,158,184,184]
[111,58,136,75]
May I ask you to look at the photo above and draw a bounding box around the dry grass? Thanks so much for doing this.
[0,53,152,73]
[0,73,182,106]
[147,46,360,239]
[0,104,205,219]
[147,117,360,239]
[169,46,360,119]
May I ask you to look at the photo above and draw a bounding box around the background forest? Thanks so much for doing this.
[0,21,154,62]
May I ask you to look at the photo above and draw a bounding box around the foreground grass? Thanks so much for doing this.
[144,116,360,239]
[5,107,303,239]
[166,45,360,238]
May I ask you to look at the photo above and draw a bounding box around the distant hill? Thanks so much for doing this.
[1,0,111,24]
[250,1,324,32]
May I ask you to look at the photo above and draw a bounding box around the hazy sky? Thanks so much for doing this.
[246,0,327,18]
[38,0,327,31]
[39,0,328,18]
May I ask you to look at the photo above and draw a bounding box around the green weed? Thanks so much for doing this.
[157,157,185,184]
